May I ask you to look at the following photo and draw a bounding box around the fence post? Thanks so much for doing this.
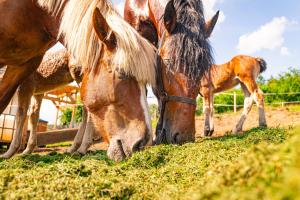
[234,92,237,113]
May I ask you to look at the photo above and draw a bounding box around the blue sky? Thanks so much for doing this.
[43,0,300,124]
[202,0,300,79]
[111,0,300,79]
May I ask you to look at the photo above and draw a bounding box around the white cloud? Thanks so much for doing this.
[203,0,225,24]
[280,47,290,56]
[116,2,125,16]
[237,17,291,55]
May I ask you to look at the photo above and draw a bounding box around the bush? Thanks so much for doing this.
[261,68,300,103]
[60,97,83,126]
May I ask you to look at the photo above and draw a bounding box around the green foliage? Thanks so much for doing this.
[60,107,73,126]
[60,97,83,126]
[196,90,244,115]
[261,68,300,103]
[1,127,299,199]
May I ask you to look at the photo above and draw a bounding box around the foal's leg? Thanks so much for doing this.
[67,106,88,153]
[22,94,44,154]
[203,93,213,137]
[243,79,267,128]
[253,88,267,127]
[0,83,34,158]
[0,56,43,114]
[76,113,94,154]
[208,93,214,136]
[233,84,254,134]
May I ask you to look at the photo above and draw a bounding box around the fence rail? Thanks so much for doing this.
[3,92,300,114]
[200,91,300,113]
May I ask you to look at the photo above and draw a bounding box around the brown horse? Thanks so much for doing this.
[124,0,219,144]
[0,0,63,114]
[0,50,85,158]
[1,0,157,161]
[78,8,156,160]
[199,55,267,136]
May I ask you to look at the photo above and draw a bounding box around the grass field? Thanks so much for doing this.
[0,126,300,199]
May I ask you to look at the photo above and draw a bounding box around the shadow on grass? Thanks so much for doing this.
[0,150,114,166]
[202,126,287,144]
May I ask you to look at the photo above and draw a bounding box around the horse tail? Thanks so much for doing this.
[256,57,267,73]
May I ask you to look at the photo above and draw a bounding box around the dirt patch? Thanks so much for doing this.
[195,106,300,137]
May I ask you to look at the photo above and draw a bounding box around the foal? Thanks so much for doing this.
[1,50,84,158]
[200,55,267,136]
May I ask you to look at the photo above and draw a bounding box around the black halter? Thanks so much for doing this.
[154,31,197,144]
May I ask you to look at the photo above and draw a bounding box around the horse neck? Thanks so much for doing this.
[38,0,69,43]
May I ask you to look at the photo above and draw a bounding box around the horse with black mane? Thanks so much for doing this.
[124,0,219,144]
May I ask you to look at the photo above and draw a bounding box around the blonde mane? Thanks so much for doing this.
[37,0,66,16]
[37,0,156,85]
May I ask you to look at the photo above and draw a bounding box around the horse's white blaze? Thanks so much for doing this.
[139,84,152,145]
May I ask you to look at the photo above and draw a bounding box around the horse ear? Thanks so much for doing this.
[164,0,177,34]
[92,8,117,51]
[205,10,219,38]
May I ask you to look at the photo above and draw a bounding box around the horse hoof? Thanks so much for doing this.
[232,128,242,135]
[0,153,13,159]
[66,148,76,154]
[22,149,33,155]
[259,124,267,128]
[76,149,87,155]
[204,130,210,137]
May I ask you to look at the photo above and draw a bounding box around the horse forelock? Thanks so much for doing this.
[163,0,214,82]
[48,0,157,86]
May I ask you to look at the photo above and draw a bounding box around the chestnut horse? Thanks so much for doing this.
[0,0,157,161]
[124,0,219,144]
[199,55,267,136]
[0,50,85,158]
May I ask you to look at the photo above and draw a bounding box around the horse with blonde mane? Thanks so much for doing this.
[124,0,219,144]
[199,55,267,136]
[0,0,156,161]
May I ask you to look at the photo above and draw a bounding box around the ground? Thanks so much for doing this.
[196,105,300,137]
[0,106,300,199]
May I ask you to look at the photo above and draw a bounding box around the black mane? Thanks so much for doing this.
[164,0,214,82]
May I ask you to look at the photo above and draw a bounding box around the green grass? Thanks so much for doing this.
[46,141,72,148]
[0,127,299,199]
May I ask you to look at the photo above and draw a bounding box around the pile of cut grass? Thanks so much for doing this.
[0,127,299,199]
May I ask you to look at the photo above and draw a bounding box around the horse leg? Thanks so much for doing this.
[0,56,43,114]
[23,94,44,154]
[67,106,88,153]
[233,83,254,134]
[76,113,94,154]
[253,88,267,127]
[203,94,212,137]
[208,92,214,136]
[0,82,34,158]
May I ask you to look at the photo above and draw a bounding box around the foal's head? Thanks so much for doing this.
[155,0,219,144]
[80,8,156,161]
